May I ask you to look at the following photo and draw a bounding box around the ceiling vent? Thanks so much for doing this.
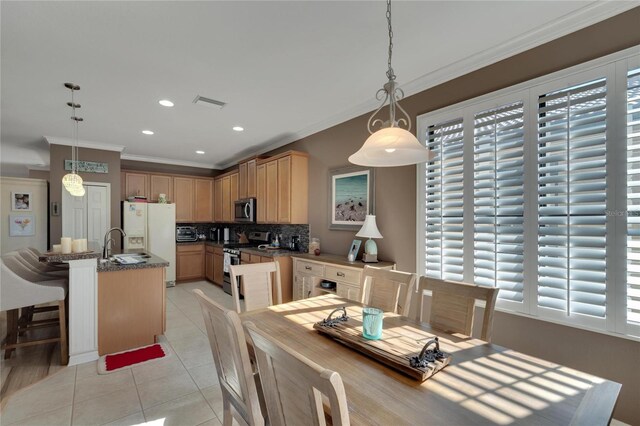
[193,95,226,109]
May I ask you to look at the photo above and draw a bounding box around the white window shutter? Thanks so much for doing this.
[626,67,640,327]
[425,117,464,281]
[537,78,607,319]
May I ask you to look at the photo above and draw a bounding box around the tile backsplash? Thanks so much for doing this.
[181,222,309,253]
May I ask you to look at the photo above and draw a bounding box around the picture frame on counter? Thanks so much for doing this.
[328,166,375,230]
[347,239,362,261]
[11,191,32,211]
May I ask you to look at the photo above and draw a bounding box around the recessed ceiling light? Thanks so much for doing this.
[232,126,244,132]
[142,130,154,135]
[196,150,205,155]
[159,99,174,107]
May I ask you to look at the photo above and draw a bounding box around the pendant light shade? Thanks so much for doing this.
[66,182,85,197]
[349,127,433,167]
[62,172,83,191]
[62,82,85,197]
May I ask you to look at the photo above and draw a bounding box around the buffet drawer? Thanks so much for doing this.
[325,265,360,285]
[296,260,324,276]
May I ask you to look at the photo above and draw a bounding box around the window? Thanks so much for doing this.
[417,47,640,338]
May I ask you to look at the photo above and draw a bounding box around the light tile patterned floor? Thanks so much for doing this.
[0,281,241,426]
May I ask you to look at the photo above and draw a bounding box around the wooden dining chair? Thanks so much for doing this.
[414,276,499,342]
[359,266,417,316]
[193,289,265,426]
[244,321,350,426]
[229,262,282,313]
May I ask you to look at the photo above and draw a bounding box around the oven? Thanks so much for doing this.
[234,198,256,223]
[223,248,242,296]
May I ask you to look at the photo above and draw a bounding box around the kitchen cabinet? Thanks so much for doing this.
[221,176,231,222]
[292,254,395,302]
[205,245,214,282]
[256,164,266,222]
[230,172,239,205]
[246,159,257,198]
[176,243,204,281]
[214,178,223,222]
[257,151,308,224]
[213,247,224,286]
[238,162,248,199]
[174,177,194,222]
[194,179,213,222]
[149,174,173,202]
[123,172,149,199]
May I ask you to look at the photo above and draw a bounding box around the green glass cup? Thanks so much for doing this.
[362,307,384,340]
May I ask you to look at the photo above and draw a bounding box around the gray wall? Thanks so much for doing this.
[264,8,640,423]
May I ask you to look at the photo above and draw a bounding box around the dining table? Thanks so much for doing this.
[240,294,621,425]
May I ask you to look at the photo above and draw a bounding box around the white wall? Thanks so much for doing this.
[0,177,48,254]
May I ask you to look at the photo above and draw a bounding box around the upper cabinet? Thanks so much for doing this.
[238,162,248,199]
[214,178,223,222]
[194,179,213,222]
[257,151,308,224]
[149,174,173,202]
[246,159,257,198]
[122,172,149,199]
[174,177,194,222]
[221,175,231,222]
[216,170,240,223]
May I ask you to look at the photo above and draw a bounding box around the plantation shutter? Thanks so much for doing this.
[473,102,525,302]
[425,117,464,281]
[626,68,640,326]
[537,78,607,318]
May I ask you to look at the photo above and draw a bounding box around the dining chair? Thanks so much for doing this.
[414,276,499,342]
[229,262,282,313]
[193,289,265,426]
[359,266,417,316]
[244,321,350,426]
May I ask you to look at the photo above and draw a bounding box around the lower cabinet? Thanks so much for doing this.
[213,248,224,286]
[205,246,214,282]
[239,251,293,303]
[176,243,204,281]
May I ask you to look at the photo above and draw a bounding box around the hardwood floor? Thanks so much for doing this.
[0,307,66,404]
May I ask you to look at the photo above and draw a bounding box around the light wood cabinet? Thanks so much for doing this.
[256,164,266,223]
[213,247,224,286]
[238,162,248,199]
[277,156,291,223]
[265,161,278,223]
[149,174,173,202]
[247,159,257,198]
[123,172,149,199]
[222,176,231,222]
[230,172,239,205]
[214,178,223,222]
[205,245,214,282]
[176,243,204,281]
[239,250,293,303]
[174,177,194,222]
[194,179,213,222]
[257,151,308,224]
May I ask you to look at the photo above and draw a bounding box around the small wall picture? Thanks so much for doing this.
[9,214,35,236]
[329,166,375,230]
[348,239,362,261]
[11,192,32,211]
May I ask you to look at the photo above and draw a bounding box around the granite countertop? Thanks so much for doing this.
[290,252,396,269]
[176,241,205,246]
[97,250,169,272]
[239,247,296,258]
[39,251,101,263]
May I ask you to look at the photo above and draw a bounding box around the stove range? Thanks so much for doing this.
[223,231,271,296]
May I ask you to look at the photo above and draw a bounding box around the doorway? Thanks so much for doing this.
[62,182,110,248]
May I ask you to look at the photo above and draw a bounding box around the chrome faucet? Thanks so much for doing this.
[103,227,126,259]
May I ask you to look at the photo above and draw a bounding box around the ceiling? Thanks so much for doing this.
[1,1,636,176]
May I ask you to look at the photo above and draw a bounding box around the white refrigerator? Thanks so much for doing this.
[122,202,176,285]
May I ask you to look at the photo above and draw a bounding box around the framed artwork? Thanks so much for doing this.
[328,166,375,230]
[11,192,32,211]
[9,214,35,236]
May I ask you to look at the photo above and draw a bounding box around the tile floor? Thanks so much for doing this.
[0,281,242,426]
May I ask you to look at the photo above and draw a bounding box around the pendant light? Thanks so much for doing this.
[349,0,434,167]
[62,83,85,197]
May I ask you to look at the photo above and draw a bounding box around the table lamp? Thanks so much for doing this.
[356,215,383,263]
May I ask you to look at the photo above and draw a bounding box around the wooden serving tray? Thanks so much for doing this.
[43,250,94,256]
[314,317,451,381]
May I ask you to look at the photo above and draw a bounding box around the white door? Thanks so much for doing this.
[62,183,110,249]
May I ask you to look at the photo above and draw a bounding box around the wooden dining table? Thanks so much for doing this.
[240,294,621,425]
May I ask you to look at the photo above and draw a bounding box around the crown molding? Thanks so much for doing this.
[45,136,126,152]
[121,154,216,170]
[217,1,638,168]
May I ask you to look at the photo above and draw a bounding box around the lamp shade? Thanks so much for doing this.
[349,127,434,167]
[356,215,383,239]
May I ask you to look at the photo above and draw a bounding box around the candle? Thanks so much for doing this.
[52,244,62,253]
[72,239,82,253]
[80,239,88,252]
[60,237,72,254]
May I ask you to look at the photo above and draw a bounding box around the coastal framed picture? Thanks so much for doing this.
[328,166,375,230]
[11,192,32,211]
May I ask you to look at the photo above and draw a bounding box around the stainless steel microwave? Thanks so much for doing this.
[234,198,256,223]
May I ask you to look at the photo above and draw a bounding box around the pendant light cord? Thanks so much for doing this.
[386,0,395,82]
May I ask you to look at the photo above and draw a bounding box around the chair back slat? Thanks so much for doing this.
[230,262,282,313]
[359,266,417,316]
[193,290,264,426]
[415,277,499,342]
[245,322,350,426]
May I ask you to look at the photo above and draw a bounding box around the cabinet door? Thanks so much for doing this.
[266,161,278,223]
[205,252,214,281]
[149,175,173,202]
[222,176,231,222]
[124,172,149,199]
[213,253,224,285]
[238,162,248,199]
[336,283,359,302]
[174,177,194,222]
[247,159,257,198]
[214,178,223,222]
[194,179,213,222]
[277,156,291,223]
[293,274,303,301]
[230,173,239,205]
[256,164,266,223]
[177,252,203,281]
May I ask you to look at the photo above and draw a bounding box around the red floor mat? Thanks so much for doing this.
[105,343,166,371]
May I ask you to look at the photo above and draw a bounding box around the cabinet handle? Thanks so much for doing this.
[337,272,345,277]
[305,266,312,270]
